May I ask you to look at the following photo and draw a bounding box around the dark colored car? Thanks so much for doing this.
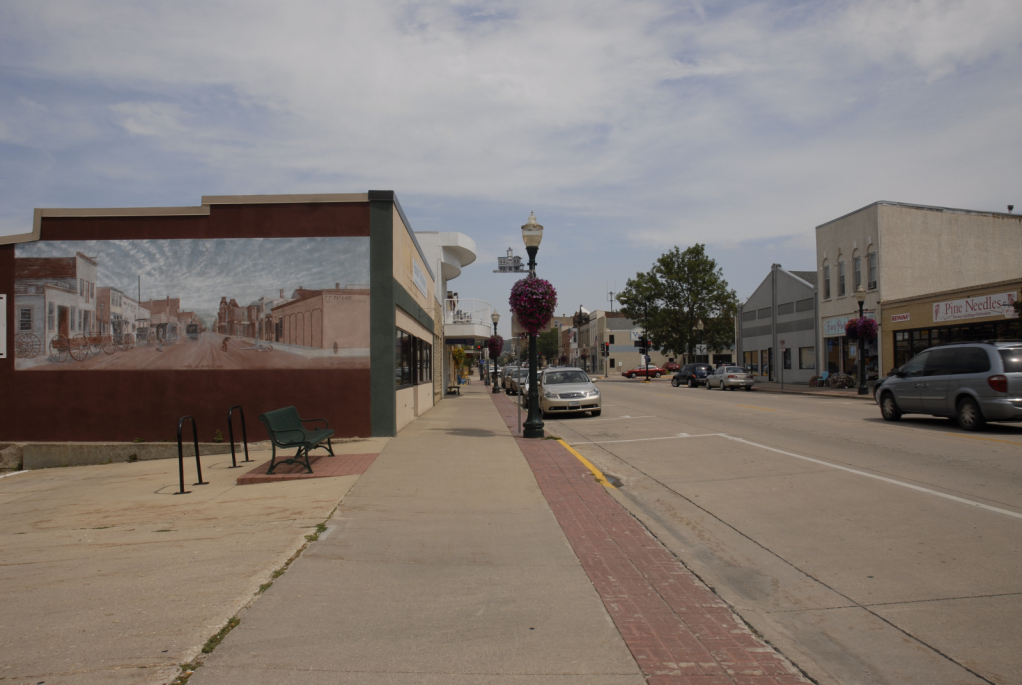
[671,363,714,388]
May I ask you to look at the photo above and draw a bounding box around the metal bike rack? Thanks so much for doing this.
[175,415,209,494]
[227,405,250,468]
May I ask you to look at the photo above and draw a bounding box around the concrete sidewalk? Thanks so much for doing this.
[189,386,643,684]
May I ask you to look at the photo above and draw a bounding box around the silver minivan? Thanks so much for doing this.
[876,342,1022,430]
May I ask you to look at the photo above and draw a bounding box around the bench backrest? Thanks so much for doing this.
[259,406,304,435]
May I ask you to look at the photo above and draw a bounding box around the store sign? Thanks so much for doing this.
[933,292,1017,323]
[891,313,911,323]
[823,311,875,337]
[412,261,428,298]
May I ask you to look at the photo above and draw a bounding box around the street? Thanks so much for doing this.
[544,378,1022,685]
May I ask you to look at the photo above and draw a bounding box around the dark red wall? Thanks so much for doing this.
[0,202,373,442]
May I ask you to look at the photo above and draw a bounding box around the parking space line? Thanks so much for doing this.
[723,435,1022,521]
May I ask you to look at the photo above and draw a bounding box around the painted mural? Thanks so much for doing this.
[12,238,370,371]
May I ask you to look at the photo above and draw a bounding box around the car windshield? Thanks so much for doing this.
[1000,348,1022,373]
[726,367,743,373]
[544,370,590,384]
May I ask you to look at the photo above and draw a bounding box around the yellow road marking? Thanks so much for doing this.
[557,439,616,489]
[734,404,778,412]
[950,434,1022,446]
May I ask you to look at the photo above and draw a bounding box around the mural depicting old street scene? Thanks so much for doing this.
[13,238,370,370]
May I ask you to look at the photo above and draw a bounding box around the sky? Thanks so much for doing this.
[2,0,1019,339]
[16,238,370,323]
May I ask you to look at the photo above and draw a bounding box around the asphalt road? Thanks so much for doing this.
[543,378,1022,685]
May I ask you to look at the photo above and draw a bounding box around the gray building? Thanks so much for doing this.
[737,265,818,384]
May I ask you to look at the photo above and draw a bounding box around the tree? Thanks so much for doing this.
[617,244,739,360]
[538,327,560,362]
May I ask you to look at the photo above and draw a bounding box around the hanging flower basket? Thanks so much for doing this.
[845,317,878,341]
[857,317,878,341]
[845,318,859,339]
[509,278,558,336]
[451,347,466,367]
[488,335,503,358]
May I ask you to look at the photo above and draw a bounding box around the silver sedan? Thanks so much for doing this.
[535,367,602,417]
[705,366,755,391]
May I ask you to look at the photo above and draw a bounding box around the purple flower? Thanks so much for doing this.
[488,335,504,357]
[509,278,558,336]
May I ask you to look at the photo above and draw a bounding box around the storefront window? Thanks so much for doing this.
[799,347,815,370]
[826,337,841,374]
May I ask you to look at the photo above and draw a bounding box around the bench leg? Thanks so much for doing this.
[266,445,280,475]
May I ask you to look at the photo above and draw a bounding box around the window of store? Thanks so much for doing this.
[48,302,55,331]
[823,264,831,299]
[396,328,433,388]
[783,348,791,370]
[892,320,1021,369]
[798,347,814,369]
[853,256,862,291]
[867,252,877,290]
[19,308,32,331]
[608,334,615,344]
[838,261,846,297]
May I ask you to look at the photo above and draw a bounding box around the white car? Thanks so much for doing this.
[705,366,755,391]
[530,367,602,417]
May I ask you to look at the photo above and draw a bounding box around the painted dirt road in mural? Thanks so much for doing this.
[21,332,370,371]
[13,237,370,371]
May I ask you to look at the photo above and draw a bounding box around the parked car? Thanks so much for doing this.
[705,366,755,391]
[508,368,530,396]
[527,367,602,417]
[622,365,666,379]
[663,361,680,372]
[500,365,517,390]
[876,342,1022,430]
[671,363,714,388]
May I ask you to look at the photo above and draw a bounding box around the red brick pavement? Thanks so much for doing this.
[237,452,378,485]
[490,391,809,685]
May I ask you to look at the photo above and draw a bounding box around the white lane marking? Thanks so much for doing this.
[0,470,29,480]
[722,435,1022,521]
[569,433,724,445]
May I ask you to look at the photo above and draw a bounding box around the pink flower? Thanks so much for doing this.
[509,278,558,336]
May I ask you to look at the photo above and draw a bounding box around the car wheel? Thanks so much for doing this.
[956,396,986,431]
[654,372,661,378]
[671,377,679,387]
[687,378,694,388]
[705,379,711,390]
[720,382,727,391]
[629,373,636,379]
[591,409,602,417]
[880,392,902,422]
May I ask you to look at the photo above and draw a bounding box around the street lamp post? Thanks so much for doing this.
[491,311,501,394]
[855,285,867,395]
[521,212,545,439]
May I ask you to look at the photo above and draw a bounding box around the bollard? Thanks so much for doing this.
[227,405,250,468]
[175,415,208,495]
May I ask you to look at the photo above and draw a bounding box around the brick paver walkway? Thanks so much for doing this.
[237,452,378,485]
[490,391,809,685]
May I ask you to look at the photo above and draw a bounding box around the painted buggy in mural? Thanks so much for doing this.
[134,318,157,346]
[14,333,42,359]
[45,320,137,363]
[186,322,200,342]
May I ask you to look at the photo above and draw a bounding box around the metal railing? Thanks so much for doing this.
[175,415,208,494]
[227,405,250,468]
[444,298,493,326]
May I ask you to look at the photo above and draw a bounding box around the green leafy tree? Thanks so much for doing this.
[537,328,560,362]
[617,244,739,360]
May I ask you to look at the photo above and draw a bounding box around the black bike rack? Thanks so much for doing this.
[227,405,250,468]
[175,415,209,494]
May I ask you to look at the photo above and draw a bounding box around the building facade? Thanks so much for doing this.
[1,191,452,440]
[737,265,818,383]
[817,201,1022,379]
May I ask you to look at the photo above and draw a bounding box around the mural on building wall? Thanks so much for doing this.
[12,238,370,371]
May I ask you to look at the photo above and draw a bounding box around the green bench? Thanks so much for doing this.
[258,406,335,475]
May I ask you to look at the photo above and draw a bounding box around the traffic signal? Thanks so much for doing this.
[603,343,610,357]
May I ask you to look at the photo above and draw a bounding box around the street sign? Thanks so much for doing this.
[695,344,707,355]
[779,338,786,351]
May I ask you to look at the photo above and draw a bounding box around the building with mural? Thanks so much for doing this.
[1,191,478,440]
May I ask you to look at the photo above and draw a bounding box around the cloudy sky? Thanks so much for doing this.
[17,238,370,321]
[2,1,1019,336]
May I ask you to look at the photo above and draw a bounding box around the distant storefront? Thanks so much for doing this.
[880,279,1020,374]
